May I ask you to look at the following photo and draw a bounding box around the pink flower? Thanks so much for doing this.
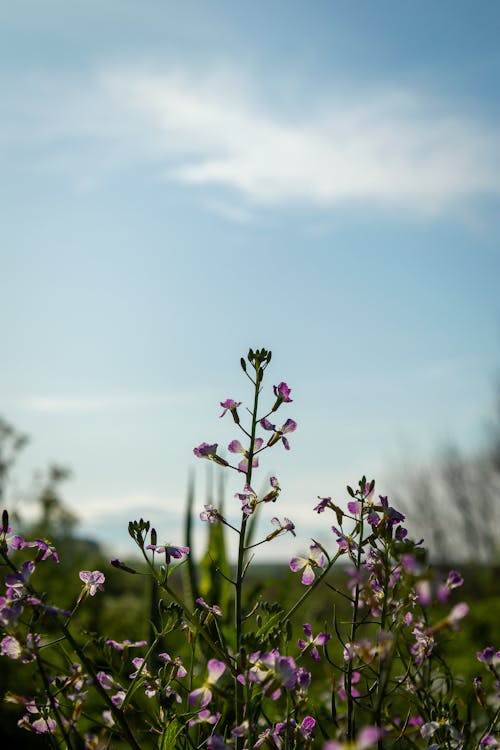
[337,671,361,701]
[189,659,226,708]
[323,726,382,750]
[79,570,105,596]
[272,382,293,410]
[290,544,326,585]
[235,484,258,515]
[267,516,296,540]
[1,635,22,660]
[193,443,229,467]
[228,438,263,473]
[200,504,221,523]
[298,623,330,660]
[145,543,189,563]
[260,418,297,450]
[446,601,469,629]
[219,399,241,421]
[196,597,223,617]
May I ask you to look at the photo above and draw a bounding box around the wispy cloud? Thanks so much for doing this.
[14,392,191,414]
[5,64,500,216]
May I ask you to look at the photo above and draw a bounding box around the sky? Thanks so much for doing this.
[1,0,500,561]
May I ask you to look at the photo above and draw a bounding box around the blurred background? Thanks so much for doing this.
[1,0,500,563]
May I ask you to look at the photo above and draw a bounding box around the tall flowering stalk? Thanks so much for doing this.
[194,348,298,735]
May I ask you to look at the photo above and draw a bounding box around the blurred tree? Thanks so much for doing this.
[0,417,29,506]
[393,384,500,564]
[29,463,78,538]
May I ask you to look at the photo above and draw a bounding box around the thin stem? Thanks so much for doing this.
[35,651,75,749]
[234,359,261,730]
[280,551,343,625]
[346,509,365,741]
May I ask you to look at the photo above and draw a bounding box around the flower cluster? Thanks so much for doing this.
[0,348,497,750]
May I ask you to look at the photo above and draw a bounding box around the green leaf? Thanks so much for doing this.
[158,719,183,750]
[255,609,284,641]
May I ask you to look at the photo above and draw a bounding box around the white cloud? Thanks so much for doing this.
[5,64,500,216]
[15,392,191,414]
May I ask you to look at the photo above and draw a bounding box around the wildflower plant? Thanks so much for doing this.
[0,348,498,749]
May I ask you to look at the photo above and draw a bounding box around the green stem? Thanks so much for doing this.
[373,542,391,739]
[234,365,261,731]
[346,510,365,742]
[280,551,343,626]
[35,650,74,749]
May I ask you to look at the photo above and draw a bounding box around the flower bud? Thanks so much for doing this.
[111,559,138,574]
[2,510,8,534]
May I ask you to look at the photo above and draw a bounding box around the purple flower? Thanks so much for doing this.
[146,543,189,563]
[323,726,382,750]
[19,715,57,735]
[235,484,258,515]
[79,570,105,596]
[446,601,469,629]
[189,659,226,708]
[193,442,229,466]
[28,538,60,563]
[6,534,26,551]
[196,597,223,617]
[110,559,138,573]
[298,716,315,740]
[332,527,357,555]
[411,627,435,665]
[262,475,281,503]
[228,438,263,473]
[337,671,361,701]
[480,735,499,749]
[129,656,147,679]
[314,496,331,513]
[347,500,362,516]
[290,544,326,585]
[219,399,241,422]
[158,652,187,678]
[5,560,35,590]
[272,382,293,411]
[267,516,296,540]
[260,417,297,450]
[194,441,218,458]
[379,495,405,525]
[0,596,23,628]
[97,670,118,690]
[296,666,312,692]
[477,646,499,665]
[207,736,232,750]
[248,650,298,699]
[188,709,221,727]
[105,639,147,651]
[1,635,22,660]
[200,504,221,523]
[111,690,126,708]
[297,623,330,660]
[437,570,464,603]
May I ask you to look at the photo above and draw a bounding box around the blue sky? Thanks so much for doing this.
[1,1,500,560]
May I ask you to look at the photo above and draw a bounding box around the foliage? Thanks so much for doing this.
[0,349,499,749]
